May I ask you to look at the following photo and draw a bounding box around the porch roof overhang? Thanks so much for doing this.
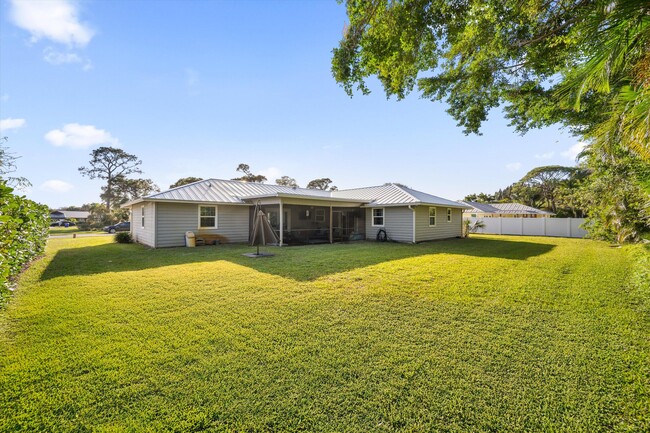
[362,201,470,209]
[242,193,369,205]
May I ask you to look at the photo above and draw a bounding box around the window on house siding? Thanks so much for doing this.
[447,208,452,222]
[141,206,145,228]
[372,208,384,226]
[199,206,217,228]
[429,207,436,226]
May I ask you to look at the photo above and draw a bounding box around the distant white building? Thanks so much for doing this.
[50,210,90,222]
[459,201,554,218]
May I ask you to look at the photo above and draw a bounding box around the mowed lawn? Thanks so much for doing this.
[1,236,648,432]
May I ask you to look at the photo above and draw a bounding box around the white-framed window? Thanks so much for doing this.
[447,208,452,222]
[372,208,384,227]
[429,207,437,226]
[199,205,217,228]
[141,205,145,228]
[315,209,326,223]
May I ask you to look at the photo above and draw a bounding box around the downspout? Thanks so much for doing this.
[408,205,416,243]
[153,202,157,248]
[279,199,283,247]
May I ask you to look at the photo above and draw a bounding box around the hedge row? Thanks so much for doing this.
[0,181,49,305]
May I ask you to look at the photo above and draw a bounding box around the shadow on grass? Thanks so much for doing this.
[40,237,555,282]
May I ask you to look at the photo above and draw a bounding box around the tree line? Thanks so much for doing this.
[464,166,589,218]
[67,145,650,242]
[464,159,648,242]
[72,149,341,228]
[171,163,338,191]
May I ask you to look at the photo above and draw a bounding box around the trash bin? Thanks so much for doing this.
[185,231,196,247]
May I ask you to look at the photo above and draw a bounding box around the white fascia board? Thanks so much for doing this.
[244,193,367,204]
[123,198,252,207]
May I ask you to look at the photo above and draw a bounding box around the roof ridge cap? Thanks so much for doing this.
[152,178,214,197]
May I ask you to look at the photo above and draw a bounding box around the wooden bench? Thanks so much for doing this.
[196,233,228,246]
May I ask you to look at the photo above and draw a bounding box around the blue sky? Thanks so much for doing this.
[0,0,584,209]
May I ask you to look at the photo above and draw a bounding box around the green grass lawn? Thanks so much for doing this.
[1,235,648,432]
[49,226,100,235]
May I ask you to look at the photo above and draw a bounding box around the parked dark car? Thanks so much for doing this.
[104,222,130,233]
[50,220,76,227]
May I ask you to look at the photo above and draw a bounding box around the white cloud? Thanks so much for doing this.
[259,166,282,181]
[42,47,92,70]
[40,179,74,193]
[10,0,94,47]
[505,162,522,171]
[43,46,82,64]
[45,123,120,149]
[561,141,588,161]
[0,118,26,132]
[534,151,555,160]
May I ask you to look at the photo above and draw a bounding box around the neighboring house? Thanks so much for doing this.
[50,210,90,222]
[459,201,554,218]
[122,179,469,248]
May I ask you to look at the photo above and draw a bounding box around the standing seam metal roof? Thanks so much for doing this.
[135,179,465,207]
[460,201,554,215]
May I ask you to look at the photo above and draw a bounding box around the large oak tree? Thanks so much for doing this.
[332,0,649,160]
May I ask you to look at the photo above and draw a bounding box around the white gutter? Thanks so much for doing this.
[121,198,252,208]
[279,199,283,247]
[408,205,416,243]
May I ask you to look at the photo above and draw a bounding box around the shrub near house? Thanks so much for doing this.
[0,181,49,303]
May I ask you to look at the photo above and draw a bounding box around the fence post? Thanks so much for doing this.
[499,217,502,235]
[568,218,572,238]
[520,217,524,235]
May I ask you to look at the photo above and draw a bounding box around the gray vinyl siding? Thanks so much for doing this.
[365,207,414,242]
[131,202,155,247]
[415,206,462,241]
[155,202,249,248]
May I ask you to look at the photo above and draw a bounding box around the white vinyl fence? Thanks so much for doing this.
[465,217,588,238]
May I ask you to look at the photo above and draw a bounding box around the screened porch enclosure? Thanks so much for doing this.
[251,204,365,245]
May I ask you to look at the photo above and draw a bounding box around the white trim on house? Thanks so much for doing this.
[198,205,218,229]
[409,205,416,243]
[372,208,385,227]
[141,205,145,228]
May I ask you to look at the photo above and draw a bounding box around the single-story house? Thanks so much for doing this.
[50,210,91,222]
[459,201,554,218]
[122,179,469,248]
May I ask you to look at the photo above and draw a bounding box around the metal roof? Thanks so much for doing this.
[460,201,554,215]
[139,179,331,204]
[50,210,90,219]
[333,184,467,208]
[124,179,464,208]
